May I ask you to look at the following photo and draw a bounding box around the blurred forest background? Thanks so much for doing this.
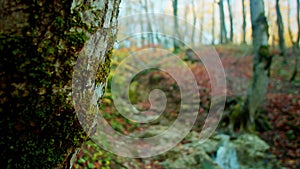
[117,0,299,48]
[73,0,300,169]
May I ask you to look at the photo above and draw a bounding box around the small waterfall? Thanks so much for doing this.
[215,136,240,169]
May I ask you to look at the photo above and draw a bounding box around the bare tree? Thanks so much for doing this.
[172,0,183,53]
[226,0,271,132]
[184,3,190,43]
[276,0,286,55]
[266,0,276,49]
[212,2,216,45]
[199,0,205,44]
[139,0,146,47]
[0,0,121,168]
[242,0,247,44]
[297,0,300,48]
[218,0,227,44]
[191,0,197,46]
[144,0,154,45]
[227,0,234,42]
[288,0,297,50]
[243,0,270,131]
[289,0,300,81]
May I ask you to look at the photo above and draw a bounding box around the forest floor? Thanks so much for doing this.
[217,45,300,169]
[73,45,300,169]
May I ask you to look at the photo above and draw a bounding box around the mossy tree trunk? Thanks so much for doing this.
[227,0,270,133]
[243,0,270,131]
[0,0,120,168]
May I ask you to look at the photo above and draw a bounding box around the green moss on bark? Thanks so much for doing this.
[0,0,120,168]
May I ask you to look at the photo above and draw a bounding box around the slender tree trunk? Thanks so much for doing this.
[184,4,189,43]
[139,0,146,47]
[212,2,215,45]
[199,1,205,44]
[0,0,121,168]
[227,0,234,43]
[144,0,154,45]
[267,0,275,49]
[218,0,227,44]
[155,31,161,45]
[290,55,299,81]
[160,17,169,48]
[297,0,300,48]
[149,2,160,45]
[141,24,146,47]
[172,0,182,53]
[241,0,270,131]
[242,0,247,44]
[287,0,297,50]
[191,0,197,46]
[290,0,299,81]
[276,0,286,55]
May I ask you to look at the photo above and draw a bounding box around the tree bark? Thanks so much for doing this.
[226,0,270,132]
[288,0,295,47]
[297,0,300,48]
[212,2,215,45]
[184,3,189,43]
[218,0,227,44]
[191,0,197,46]
[0,0,121,168]
[287,0,297,50]
[290,0,299,81]
[242,0,247,44]
[242,0,270,131]
[144,0,154,45]
[199,0,205,44]
[139,0,146,47]
[266,0,276,49]
[172,0,182,53]
[276,0,286,55]
[227,0,234,43]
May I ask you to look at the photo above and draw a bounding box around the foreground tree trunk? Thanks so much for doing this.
[275,0,286,56]
[0,0,121,168]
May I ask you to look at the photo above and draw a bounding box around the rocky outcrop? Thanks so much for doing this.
[155,132,282,169]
